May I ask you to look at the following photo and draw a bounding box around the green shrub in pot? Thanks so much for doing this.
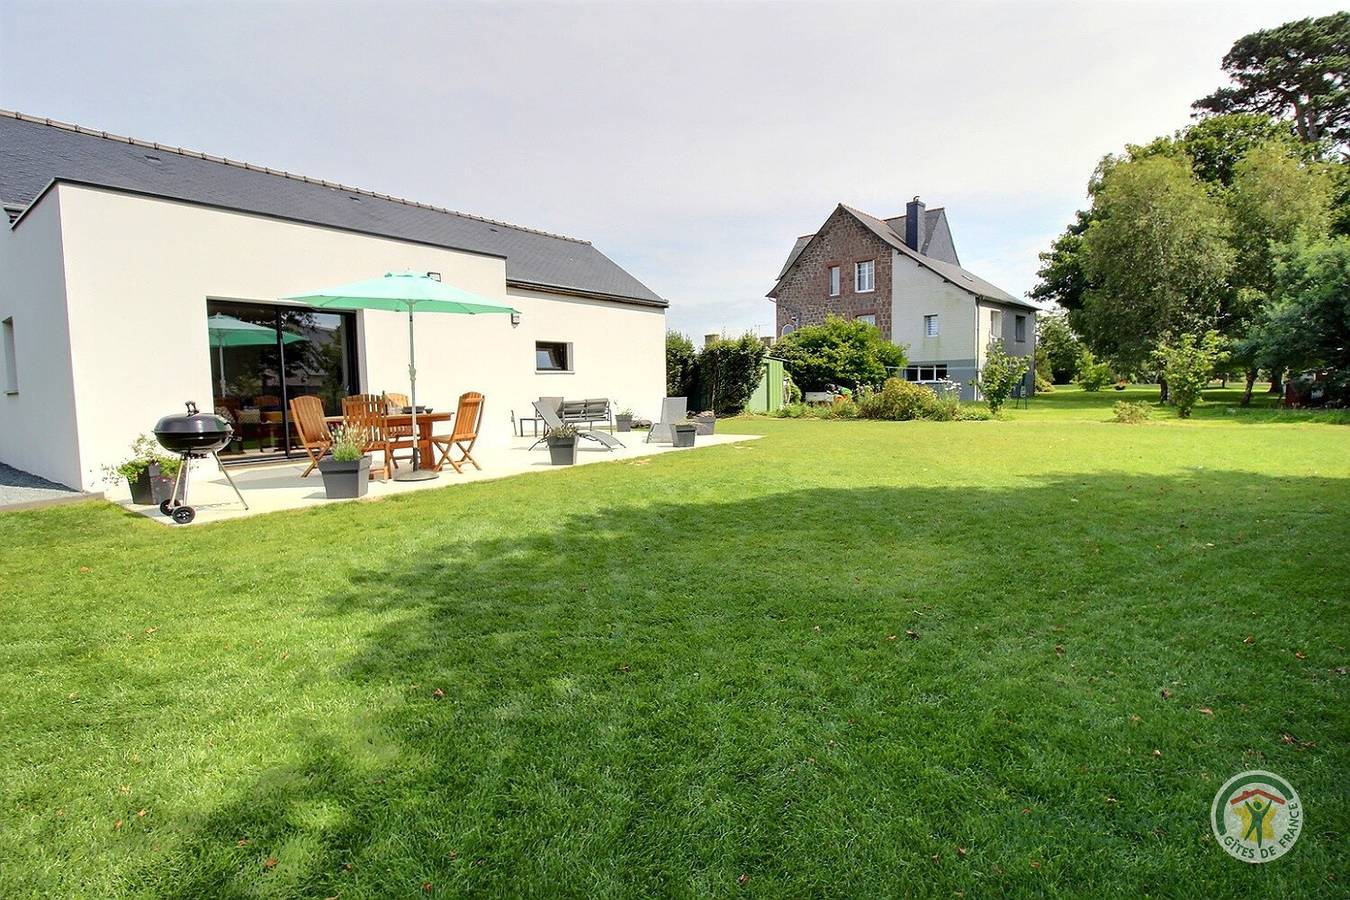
[546,423,579,465]
[103,435,183,505]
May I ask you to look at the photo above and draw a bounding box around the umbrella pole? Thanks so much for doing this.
[396,304,437,481]
[217,343,227,398]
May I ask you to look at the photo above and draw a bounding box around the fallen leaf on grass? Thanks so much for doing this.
[422,882,433,893]
[263,857,278,870]
[1030,860,1041,870]
[887,634,897,641]
[1281,733,1296,744]
[1199,707,1214,716]
[144,627,158,635]
[956,846,968,858]
[1054,645,1065,657]
[1294,651,1307,660]
[78,566,91,574]
[1160,689,1173,700]
[236,839,249,847]
[431,688,445,699]
[906,629,919,640]
[1152,749,1162,758]
[1130,714,1141,723]
[1242,635,1254,645]
[137,809,147,818]
[737,873,749,885]
[114,819,123,830]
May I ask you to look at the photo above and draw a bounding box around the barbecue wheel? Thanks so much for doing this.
[171,506,196,525]
[159,499,176,516]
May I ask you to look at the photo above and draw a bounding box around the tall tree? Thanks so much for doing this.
[1226,143,1336,398]
[1078,155,1235,392]
[1193,12,1350,150]
[1034,313,1083,383]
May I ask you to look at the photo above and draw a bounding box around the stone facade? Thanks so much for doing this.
[773,207,893,340]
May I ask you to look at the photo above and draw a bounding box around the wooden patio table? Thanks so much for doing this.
[324,410,453,471]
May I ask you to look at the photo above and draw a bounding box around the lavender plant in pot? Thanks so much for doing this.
[103,435,183,505]
[547,423,579,465]
[614,408,634,432]
[317,426,371,499]
[690,410,716,435]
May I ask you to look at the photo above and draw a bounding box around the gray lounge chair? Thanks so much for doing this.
[645,397,687,443]
[531,400,625,450]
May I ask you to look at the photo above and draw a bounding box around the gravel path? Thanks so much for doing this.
[0,462,83,508]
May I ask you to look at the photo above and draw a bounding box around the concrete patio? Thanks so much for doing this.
[109,432,760,526]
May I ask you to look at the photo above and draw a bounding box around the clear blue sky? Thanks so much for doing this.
[2,0,1342,337]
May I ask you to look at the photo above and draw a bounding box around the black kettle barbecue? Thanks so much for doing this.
[152,401,249,524]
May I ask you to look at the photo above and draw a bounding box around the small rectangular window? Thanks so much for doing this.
[855,313,876,327]
[1015,315,1027,342]
[2,317,16,393]
[828,266,840,296]
[855,260,875,293]
[535,341,571,372]
[989,310,1003,344]
[924,314,939,337]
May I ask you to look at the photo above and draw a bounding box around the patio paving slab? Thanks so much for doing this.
[108,432,761,526]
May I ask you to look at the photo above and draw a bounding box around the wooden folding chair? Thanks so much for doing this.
[289,395,333,477]
[382,391,414,468]
[432,392,485,474]
[342,394,411,482]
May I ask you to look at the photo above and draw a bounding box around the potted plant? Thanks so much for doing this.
[614,408,634,433]
[317,426,371,498]
[103,435,182,505]
[672,422,697,448]
[547,424,579,465]
[690,410,716,435]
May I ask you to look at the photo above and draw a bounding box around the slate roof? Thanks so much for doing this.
[0,110,665,307]
[770,202,1039,311]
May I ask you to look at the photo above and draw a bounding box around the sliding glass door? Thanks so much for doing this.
[207,300,359,461]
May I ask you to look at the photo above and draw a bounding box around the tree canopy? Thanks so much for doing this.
[1077,155,1234,371]
[773,317,907,391]
[1192,12,1350,150]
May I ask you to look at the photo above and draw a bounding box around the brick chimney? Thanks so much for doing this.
[904,196,925,252]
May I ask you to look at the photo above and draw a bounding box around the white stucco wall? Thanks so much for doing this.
[0,193,83,486]
[889,250,977,365]
[8,184,664,490]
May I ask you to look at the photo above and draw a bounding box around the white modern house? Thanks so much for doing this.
[0,111,666,491]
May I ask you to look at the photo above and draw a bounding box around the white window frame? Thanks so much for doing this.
[855,260,875,293]
[989,310,1003,344]
[924,314,939,337]
[2,317,16,394]
[828,266,840,297]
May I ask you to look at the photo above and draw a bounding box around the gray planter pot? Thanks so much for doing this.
[692,416,716,436]
[672,424,696,448]
[615,415,633,433]
[318,456,371,499]
[548,437,578,465]
[127,464,177,506]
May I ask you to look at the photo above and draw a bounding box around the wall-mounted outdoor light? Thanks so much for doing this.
[426,271,441,282]
[510,310,522,327]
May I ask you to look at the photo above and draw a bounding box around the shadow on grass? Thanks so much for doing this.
[149,469,1350,897]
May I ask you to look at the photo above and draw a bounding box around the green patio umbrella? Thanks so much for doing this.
[207,313,305,398]
[281,272,517,481]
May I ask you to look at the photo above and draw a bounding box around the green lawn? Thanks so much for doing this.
[1,387,1346,898]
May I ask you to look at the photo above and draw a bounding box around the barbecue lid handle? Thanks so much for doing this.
[185,401,198,415]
